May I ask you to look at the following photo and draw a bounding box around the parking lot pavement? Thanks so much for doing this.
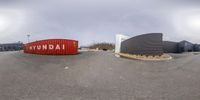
[0,51,200,100]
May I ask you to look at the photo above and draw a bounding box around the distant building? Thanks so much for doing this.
[0,42,24,51]
[163,40,200,53]
[193,44,200,52]
[177,40,194,53]
[79,46,90,51]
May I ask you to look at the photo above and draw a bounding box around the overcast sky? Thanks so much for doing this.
[0,0,200,46]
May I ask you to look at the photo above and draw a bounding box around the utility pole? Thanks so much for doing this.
[27,34,30,43]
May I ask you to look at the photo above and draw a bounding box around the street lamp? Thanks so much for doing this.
[27,34,30,43]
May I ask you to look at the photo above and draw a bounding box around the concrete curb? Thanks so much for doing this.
[117,53,172,61]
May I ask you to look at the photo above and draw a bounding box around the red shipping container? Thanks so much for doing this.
[24,39,78,55]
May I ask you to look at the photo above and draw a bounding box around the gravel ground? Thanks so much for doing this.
[0,51,200,100]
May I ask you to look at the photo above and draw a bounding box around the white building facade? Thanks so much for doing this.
[115,34,130,53]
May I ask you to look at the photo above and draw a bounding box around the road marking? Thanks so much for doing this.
[64,66,69,69]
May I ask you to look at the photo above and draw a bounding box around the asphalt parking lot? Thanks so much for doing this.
[0,51,200,100]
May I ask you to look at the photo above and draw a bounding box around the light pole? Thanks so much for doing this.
[27,34,30,43]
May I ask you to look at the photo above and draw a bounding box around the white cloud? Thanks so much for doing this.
[0,8,26,40]
[173,8,200,42]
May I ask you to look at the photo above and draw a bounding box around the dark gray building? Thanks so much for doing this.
[193,44,200,52]
[120,33,163,56]
[177,40,194,53]
[163,40,200,53]
[163,41,178,53]
[0,42,24,51]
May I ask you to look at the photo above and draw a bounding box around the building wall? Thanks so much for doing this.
[0,43,23,51]
[193,44,200,51]
[120,33,163,55]
[177,41,194,53]
[115,34,130,53]
[163,41,200,53]
[163,41,178,53]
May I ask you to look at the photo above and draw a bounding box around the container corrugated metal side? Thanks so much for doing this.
[24,39,78,55]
